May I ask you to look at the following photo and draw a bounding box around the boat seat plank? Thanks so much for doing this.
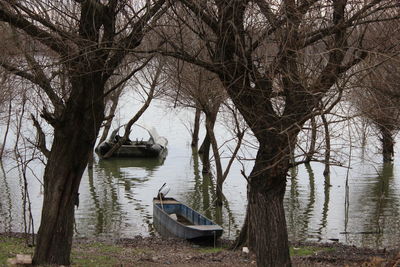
[155,200,180,204]
[187,225,222,231]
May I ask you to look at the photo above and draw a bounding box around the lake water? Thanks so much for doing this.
[1,100,400,249]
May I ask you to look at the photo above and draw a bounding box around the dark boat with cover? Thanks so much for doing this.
[153,185,223,241]
[95,124,168,159]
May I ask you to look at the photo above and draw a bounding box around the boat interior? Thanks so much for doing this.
[154,198,215,226]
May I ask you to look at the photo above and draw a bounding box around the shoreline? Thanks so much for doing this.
[1,232,399,266]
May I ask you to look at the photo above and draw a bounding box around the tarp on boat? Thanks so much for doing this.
[109,123,168,148]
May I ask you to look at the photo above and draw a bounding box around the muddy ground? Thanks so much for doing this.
[2,233,400,266]
[88,236,400,266]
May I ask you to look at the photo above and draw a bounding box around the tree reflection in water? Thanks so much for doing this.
[0,162,12,232]
[355,163,399,248]
[286,166,302,241]
[2,140,400,248]
[181,148,238,239]
[317,173,330,241]
[77,156,166,238]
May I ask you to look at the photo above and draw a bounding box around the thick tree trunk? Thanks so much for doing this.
[380,126,394,162]
[247,145,291,267]
[33,138,93,265]
[33,81,104,265]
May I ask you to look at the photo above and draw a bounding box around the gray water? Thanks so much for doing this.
[1,102,400,249]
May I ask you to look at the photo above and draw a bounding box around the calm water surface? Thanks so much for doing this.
[1,102,400,249]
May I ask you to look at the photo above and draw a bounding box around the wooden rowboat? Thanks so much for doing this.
[153,197,223,241]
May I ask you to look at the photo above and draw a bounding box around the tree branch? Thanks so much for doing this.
[31,114,50,158]
[302,0,386,47]
[179,0,219,33]
[0,2,73,56]
[104,56,154,98]
[14,2,80,46]
[104,0,167,77]
[101,58,163,158]
[251,0,319,51]
[0,58,64,113]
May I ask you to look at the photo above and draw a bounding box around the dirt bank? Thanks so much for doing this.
[1,233,399,266]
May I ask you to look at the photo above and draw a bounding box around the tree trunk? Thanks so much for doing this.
[98,96,120,145]
[199,136,211,173]
[381,126,394,162]
[205,113,224,206]
[231,207,248,249]
[199,111,217,173]
[0,98,12,159]
[87,149,94,169]
[305,117,317,163]
[33,136,92,265]
[33,81,104,265]
[191,107,201,147]
[247,145,291,267]
[321,113,330,176]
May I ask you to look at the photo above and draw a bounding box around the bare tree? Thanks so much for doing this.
[0,1,168,265]
[158,1,400,265]
[162,57,246,204]
[101,56,167,158]
[351,52,400,162]
[163,55,227,172]
[209,103,246,205]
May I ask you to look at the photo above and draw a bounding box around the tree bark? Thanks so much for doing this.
[198,134,210,154]
[248,145,291,267]
[33,80,104,265]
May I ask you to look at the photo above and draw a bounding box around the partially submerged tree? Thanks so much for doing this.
[0,1,167,265]
[350,25,400,162]
[162,57,246,204]
[160,1,399,265]
[352,66,400,161]
[208,103,246,205]
[295,91,345,176]
[163,59,227,172]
